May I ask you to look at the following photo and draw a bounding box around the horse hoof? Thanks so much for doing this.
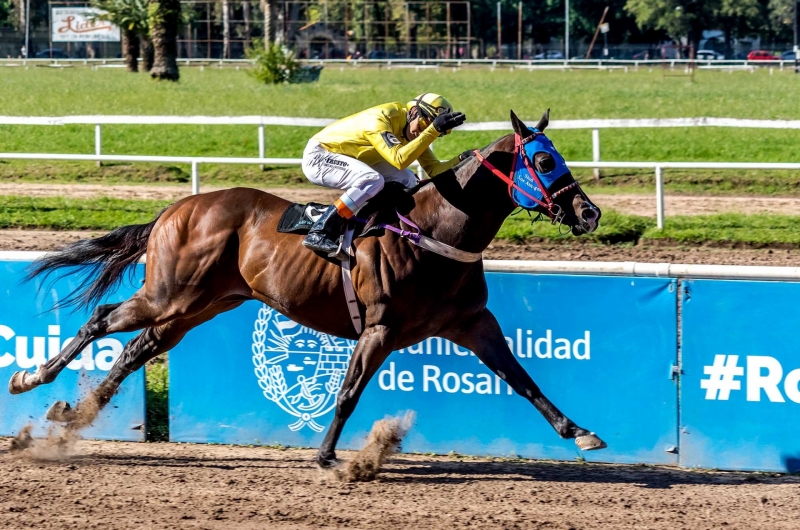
[46,401,77,423]
[575,432,607,451]
[316,454,340,469]
[8,371,31,395]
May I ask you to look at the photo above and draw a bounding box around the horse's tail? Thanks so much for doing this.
[26,209,166,311]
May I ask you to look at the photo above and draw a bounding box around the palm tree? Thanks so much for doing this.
[90,0,150,72]
[222,0,230,58]
[149,0,181,80]
[260,0,272,45]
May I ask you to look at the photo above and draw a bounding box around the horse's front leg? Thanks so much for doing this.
[443,309,606,451]
[317,324,396,468]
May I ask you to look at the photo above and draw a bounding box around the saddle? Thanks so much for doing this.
[276,183,416,240]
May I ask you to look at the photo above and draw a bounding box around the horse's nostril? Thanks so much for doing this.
[581,208,598,222]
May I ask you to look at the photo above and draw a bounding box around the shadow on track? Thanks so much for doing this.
[381,458,800,489]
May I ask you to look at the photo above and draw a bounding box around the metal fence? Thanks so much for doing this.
[1,57,799,70]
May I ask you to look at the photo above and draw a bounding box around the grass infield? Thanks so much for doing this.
[1,67,800,195]
[145,359,169,442]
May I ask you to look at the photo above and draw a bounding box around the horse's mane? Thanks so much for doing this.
[407,133,512,196]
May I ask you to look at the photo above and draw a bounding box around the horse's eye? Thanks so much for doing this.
[535,153,556,173]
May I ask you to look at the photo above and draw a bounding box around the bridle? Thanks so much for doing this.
[473,131,580,223]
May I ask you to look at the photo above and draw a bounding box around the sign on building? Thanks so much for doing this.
[51,8,121,42]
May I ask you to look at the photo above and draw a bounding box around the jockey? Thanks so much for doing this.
[301,93,474,255]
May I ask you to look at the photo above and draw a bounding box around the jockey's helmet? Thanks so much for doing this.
[407,93,453,130]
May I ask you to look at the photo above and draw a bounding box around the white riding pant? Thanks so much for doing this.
[302,139,418,216]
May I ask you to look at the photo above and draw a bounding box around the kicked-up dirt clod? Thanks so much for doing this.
[333,412,414,482]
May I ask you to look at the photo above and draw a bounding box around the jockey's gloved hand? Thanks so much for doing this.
[433,112,466,135]
[458,149,477,162]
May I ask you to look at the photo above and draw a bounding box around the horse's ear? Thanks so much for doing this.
[510,110,534,139]
[535,109,550,132]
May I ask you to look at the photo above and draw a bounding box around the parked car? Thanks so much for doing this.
[747,50,777,61]
[366,50,398,60]
[696,49,725,60]
[533,51,565,60]
[781,50,797,61]
[34,48,70,59]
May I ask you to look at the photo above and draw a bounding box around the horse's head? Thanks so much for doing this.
[496,109,600,236]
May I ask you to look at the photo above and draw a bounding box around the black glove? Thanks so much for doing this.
[432,111,466,135]
[458,149,477,162]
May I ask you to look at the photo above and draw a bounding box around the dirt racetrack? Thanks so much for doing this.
[0,439,797,530]
[5,230,800,267]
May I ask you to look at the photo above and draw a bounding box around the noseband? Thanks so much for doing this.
[473,131,579,222]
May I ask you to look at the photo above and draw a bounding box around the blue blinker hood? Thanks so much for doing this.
[512,128,573,210]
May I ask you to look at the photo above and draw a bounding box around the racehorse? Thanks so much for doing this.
[9,110,606,466]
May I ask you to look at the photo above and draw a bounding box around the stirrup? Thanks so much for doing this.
[330,238,348,261]
[331,227,355,262]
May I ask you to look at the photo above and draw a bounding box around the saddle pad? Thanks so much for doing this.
[276,202,328,234]
[276,202,385,239]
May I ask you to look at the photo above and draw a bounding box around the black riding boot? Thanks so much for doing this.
[303,205,345,256]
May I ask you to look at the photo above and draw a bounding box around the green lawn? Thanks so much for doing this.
[145,358,169,442]
[1,67,800,193]
[4,67,800,119]
[0,196,169,229]
[501,209,800,246]
[3,195,797,247]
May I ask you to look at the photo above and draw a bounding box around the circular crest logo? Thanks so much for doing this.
[252,305,355,432]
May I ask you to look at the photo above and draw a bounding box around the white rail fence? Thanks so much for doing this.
[2,115,800,229]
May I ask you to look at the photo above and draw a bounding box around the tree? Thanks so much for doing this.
[260,0,272,44]
[90,0,150,72]
[148,0,180,80]
[570,0,668,46]
[717,0,764,54]
[209,0,231,58]
[625,0,719,50]
[0,0,12,27]
[768,0,797,42]
[141,33,155,71]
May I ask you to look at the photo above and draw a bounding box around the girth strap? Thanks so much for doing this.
[339,227,363,335]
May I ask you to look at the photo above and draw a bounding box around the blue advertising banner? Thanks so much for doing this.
[681,279,800,472]
[0,261,145,441]
[170,273,678,464]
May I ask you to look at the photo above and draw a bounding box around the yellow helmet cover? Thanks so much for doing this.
[407,93,453,124]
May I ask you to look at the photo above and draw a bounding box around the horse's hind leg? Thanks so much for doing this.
[9,285,205,395]
[47,301,243,427]
[444,309,606,451]
[9,302,122,394]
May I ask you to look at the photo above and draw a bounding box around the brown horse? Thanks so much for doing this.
[9,110,605,466]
